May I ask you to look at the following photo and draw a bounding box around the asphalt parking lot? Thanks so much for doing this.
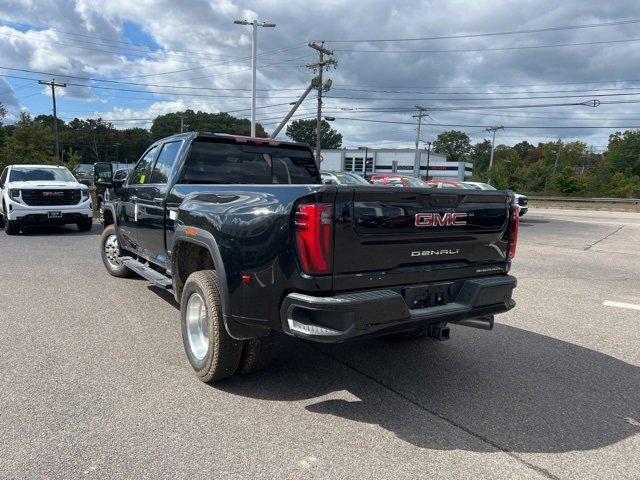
[1,207,638,479]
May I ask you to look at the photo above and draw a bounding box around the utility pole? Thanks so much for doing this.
[179,113,185,133]
[39,78,67,159]
[270,78,319,139]
[425,141,432,180]
[486,126,504,171]
[307,42,335,163]
[554,138,562,173]
[412,106,427,178]
[234,19,276,137]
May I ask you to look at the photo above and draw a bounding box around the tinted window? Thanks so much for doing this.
[9,167,76,182]
[150,141,181,184]
[129,147,157,185]
[179,140,318,185]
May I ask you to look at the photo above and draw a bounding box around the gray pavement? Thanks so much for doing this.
[0,207,638,479]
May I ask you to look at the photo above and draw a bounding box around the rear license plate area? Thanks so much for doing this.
[404,283,451,309]
[48,211,62,218]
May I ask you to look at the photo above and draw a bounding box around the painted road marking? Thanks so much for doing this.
[603,300,640,311]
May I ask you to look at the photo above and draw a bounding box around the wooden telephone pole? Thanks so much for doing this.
[39,78,67,159]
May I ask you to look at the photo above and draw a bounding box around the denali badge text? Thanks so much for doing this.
[415,212,467,227]
[411,249,460,257]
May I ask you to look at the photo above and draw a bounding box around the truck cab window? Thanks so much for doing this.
[129,146,157,185]
[179,140,318,185]
[150,141,181,184]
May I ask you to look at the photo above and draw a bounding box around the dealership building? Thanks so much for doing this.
[320,148,472,180]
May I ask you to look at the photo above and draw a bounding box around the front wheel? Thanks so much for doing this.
[100,224,132,277]
[181,270,244,382]
[3,207,19,235]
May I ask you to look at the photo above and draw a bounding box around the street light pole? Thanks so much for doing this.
[234,19,276,137]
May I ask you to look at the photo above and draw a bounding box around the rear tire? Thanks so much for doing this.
[237,333,276,375]
[100,224,132,277]
[77,217,93,232]
[181,270,243,383]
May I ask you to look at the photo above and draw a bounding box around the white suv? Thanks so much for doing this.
[0,164,93,235]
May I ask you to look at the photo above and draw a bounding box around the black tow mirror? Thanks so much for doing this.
[94,162,113,186]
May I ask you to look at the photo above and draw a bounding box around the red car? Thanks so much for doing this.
[425,179,466,189]
[369,174,431,188]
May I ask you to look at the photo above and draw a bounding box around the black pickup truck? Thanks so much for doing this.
[96,132,518,382]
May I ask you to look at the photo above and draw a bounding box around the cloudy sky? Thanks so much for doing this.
[1,0,640,150]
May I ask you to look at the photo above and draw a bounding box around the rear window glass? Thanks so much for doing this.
[179,140,319,185]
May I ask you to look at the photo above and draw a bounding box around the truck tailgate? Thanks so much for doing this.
[333,187,511,284]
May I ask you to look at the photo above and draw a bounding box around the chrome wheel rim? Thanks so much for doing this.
[104,234,121,267]
[186,293,209,360]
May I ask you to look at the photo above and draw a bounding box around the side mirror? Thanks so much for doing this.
[94,162,113,186]
[323,178,334,185]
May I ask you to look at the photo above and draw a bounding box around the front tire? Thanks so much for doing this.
[100,224,132,277]
[3,207,19,235]
[181,270,243,382]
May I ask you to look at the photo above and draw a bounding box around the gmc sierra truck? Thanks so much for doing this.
[96,132,518,382]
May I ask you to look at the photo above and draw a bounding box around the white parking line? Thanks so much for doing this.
[603,300,640,311]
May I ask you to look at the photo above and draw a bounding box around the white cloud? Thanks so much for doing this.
[0,0,639,147]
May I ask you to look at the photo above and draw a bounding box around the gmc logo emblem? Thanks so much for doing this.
[42,191,64,196]
[415,212,467,227]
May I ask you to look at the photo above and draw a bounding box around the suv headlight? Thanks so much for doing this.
[9,189,20,198]
[82,189,89,198]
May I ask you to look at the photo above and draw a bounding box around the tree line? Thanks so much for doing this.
[433,130,640,197]
[0,102,637,197]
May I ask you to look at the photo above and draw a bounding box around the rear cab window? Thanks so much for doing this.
[178,139,319,185]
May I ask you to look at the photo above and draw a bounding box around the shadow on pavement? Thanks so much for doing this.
[220,324,639,453]
[17,225,100,237]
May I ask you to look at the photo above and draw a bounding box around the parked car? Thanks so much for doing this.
[96,166,133,223]
[464,182,528,216]
[74,164,95,186]
[0,164,93,234]
[321,171,371,185]
[426,179,466,189]
[97,132,519,382]
[369,174,431,188]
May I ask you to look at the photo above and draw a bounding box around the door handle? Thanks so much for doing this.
[153,197,164,202]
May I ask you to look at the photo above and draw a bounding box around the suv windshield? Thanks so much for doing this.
[10,167,76,182]
[180,140,319,184]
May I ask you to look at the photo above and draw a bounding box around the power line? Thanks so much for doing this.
[325,18,640,43]
[330,116,640,129]
[333,37,640,53]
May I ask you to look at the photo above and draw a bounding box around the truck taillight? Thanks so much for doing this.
[507,205,520,260]
[294,204,333,275]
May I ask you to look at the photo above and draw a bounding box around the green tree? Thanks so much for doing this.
[150,110,266,141]
[0,112,56,169]
[606,130,640,176]
[470,139,492,177]
[285,119,342,148]
[554,166,587,195]
[513,140,534,161]
[606,172,640,198]
[433,130,471,162]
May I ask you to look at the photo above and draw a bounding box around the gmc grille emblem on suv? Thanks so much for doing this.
[415,212,467,227]
[42,191,64,196]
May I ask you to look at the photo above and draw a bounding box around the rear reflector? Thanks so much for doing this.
[294,203,333,275]
[507,205,520,260]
